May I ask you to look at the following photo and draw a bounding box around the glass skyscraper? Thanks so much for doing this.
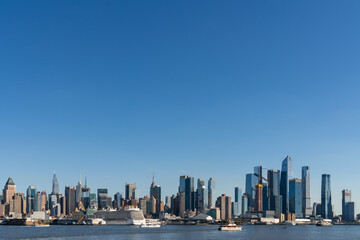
[185,176,195,211]
[268,169,281,213]
[254,166,268,211]
[321,174,333,219]
[208,178,215,208]
[26,185,36,214]
[301,166,311,217]
[233,187,242,217]
[289,178,302,218]
[342,189,354,222]
[52,173,59,195]
[280,156,294,214]
[245,173,256,210]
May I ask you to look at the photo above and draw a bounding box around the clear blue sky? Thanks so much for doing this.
[1,1,360,214]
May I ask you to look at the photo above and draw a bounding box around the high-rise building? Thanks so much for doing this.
[342,189,355,222]
[197,185,208,213]
[280,156,294,214]
[268,169,281,213]
[321,174,333,219]
[289,178,302,218]
[179,176,188,193]
[208,178,215,208]
[242,193,249,214]
[114,192,122,209]
[3,177,16,205]
[98,189,112,209]
[150,175,161,214]
[65,186,76,215]
[301,166,311,217]
[245,173,256,210]
[76,181,83,204]
[81,179,91,209]
[52,173,59,195]
[125,183,136,200]
[185,177,195,211]
[255,184,263,212]
[216,194,232,220]
[233,187,242,217]
[254,166,268,211]
[26,185,36,213]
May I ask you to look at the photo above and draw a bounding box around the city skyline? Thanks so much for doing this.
[2,0,360,217]
[1,155,355,216]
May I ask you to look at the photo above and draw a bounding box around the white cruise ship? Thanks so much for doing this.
[94,206,146,225]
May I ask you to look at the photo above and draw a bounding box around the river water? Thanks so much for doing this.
[0,224,357,240]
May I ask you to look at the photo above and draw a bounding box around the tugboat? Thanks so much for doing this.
[218,222,242,231]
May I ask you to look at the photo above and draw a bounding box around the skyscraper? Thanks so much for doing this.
[208,178,215,208]
[26,185,36,213]
[289,178,302,218]
[301,166,311,217]
[52,173,59,195]
[245,173,256,210]
[179,176,188,193]
[280,156,294,214]
[98,188,112,209]
[125,183,136,200]
[76,181,83,204]
[150,175,161,214]
[233,187,242,217]
[268,169,281,213]
[321,174,333,219]
[185,177,195,211]
[342,189,354,222]
[255,184,263,212]
[196,179,207,212]
[65,186,76,215]
[2,177,16,205]
[254,166,269,211]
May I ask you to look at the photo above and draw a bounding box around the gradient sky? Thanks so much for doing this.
[1,1,360,214]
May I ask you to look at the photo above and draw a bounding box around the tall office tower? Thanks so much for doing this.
[254,184,263,212]
[125,183,136,200]
[114,192,122,208]
[59,195,66,215]
[34,192,41,211]
[268,169,281,212]
[289,178,302,218]
[65,186,76,215]
[280,156,294,214]
[132,188,139,200]
[150,176,161,214]
[208,178,216,208]
[81,178,91,209]
[26,185,36,213]
[321,174,333,219]
[48,192,58,215]
[216,194,226,220]
[245,173,256,210]
[242,193,249,214]
[52,173,59,194]
[342,189,355,222]
[254,166,269,211]
[165,196,171,208]
[2,177,16,204]
[226,196,232,220]
[98,189,112,209]
[179,176,188,193]
[185,177,195,211]
[76,181,83,204]
[312,202,319,216]
[301,166,311,217]
[11,193,26,214]
[197,185,208,213]
[233,187,242,217]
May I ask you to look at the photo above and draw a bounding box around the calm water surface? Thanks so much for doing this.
[0,225,359,240]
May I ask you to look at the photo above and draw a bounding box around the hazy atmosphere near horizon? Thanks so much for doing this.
[1,0,360,215]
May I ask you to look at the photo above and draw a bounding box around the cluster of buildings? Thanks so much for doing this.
[0,156,356,223]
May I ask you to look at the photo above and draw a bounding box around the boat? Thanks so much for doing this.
[34,223,50,227]
[140,223,161,228]
[284,221,296,226]
[218,223,242,231]
[94,206,146,225]
[316,219,332,226]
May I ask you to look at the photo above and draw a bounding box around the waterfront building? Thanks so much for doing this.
[52,173,59,195]
[245,173,256,210]
[125,183,136,200]
[301,166,311,217]
[280,156,294,214]
[26,185,36,213]
[342,189,355,222]
[273,194,283,215]
[289,178,302,218]
[216,194,232,220]
[321,174,333,219]
[185,176,195,211]
[65,186,76,215]
[98,188,112,209]
[2,177,16,205]
[208,178,215,208]
[233,187,242,217]
[268,169,281,213]
[254,184,263,212]
[242,193,248,214]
